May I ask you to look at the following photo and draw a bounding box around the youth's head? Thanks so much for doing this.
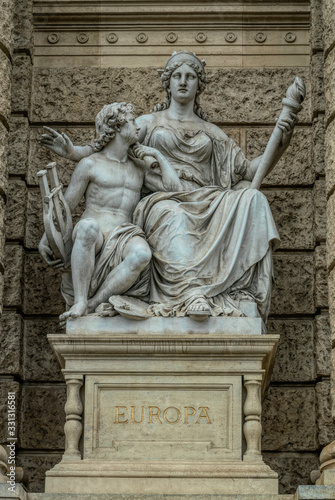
[92,102,138,151]
[153,51,209,121]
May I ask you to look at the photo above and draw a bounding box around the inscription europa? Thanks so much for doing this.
[114,406,212,424]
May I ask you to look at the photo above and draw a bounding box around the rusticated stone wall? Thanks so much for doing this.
[0,1,333,495]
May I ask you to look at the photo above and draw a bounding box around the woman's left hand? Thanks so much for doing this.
[276,112,297,148]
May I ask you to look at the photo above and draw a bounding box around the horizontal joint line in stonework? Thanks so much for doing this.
[268,314,319,320]
[311,47,325,55]
[261,185,314,190]
[21,381,66,388]
[262,451,319,457]
[16,450,64,456]
[267,382,319,388]
[31,122,312,129]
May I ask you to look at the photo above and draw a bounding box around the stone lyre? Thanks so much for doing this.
[37,162,73,268]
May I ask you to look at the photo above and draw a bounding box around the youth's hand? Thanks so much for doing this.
[39,127,75,159]
[133,144,162,161]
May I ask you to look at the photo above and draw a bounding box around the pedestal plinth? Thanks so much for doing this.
[46,316,279,496]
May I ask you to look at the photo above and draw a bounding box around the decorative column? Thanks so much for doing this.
[243,374,262,461]
[63,376,83,460]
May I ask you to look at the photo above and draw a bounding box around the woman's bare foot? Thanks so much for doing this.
[186,296,211,321]
[59,300,88,327]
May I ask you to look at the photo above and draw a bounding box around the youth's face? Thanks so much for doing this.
[169,63,199,104]
[119,112,140,145]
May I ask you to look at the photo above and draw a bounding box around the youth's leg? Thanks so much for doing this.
[87,236,151,312]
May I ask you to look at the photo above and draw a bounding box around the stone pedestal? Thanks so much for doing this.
[46,316,279,496]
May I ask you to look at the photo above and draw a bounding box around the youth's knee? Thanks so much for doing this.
[73,218,100,246]
[127,242,152,272]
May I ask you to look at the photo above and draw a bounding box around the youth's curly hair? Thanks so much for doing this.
[152,60,209,122]
[91,102,134,152]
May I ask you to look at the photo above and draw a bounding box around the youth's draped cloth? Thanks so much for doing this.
[133,123,280,320]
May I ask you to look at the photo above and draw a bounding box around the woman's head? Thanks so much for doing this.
[153,51,209,121]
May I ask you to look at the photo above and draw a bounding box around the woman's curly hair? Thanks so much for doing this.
[152,60,209,122]
[91,102,134,152]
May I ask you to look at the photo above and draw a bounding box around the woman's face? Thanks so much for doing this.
[169,63,199,104]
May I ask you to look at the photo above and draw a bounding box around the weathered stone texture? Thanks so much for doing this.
[5,180,27,240]
[264,189,314,250]
[20,386,66,449]
[313,116,325,177]
[28,127,95,186]
[32,67,311,124]
[0,196,6,266]
[0,312,22,375]
[0,380,20,443]
[8,116,29,176]
[13,0,33,51]
[23,254,64,314]
[23,319,63,381]
[271,253,314,315]
[0,50,12,124]
[314,180,327,243]
[322,0,335,54]
[16,453,62,493]
[11,54,32,114]
[263,453,320,495]
[4,244,24,307]
[25,189,85,249]
[329,268,335,337]
[267,320,315,382]
[0,0,14,54]
[311,52,325,115]
[327,192,335,268]
[315,312,331,377]
[325,120,335,196]
[262,387,317,451]
[324,49,335,124]
[311,0,324,52]
[315,244,328,309]
[246,127,313,186]
[0,122,9,196]
[316,381,335,447]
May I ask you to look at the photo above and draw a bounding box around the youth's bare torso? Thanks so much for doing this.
[81,153,144,234]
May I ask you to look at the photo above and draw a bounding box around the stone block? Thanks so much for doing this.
[13,0,33,52]
[267,319,315,382]
[4,244,23,307]
[5,179,27,240]
[28,126,95,186]
[16,453,62,493]
[31,67,311,124]
[25,189,85,249]
[0,121,9,196]
[8,116,29,176]
[23,253,64,315]
[311,52,325,115]
[323,0,335,54]
[0,379,20,443]
[0,271,4,316]
[0,196,6,265]
[313,116,325,177]
[264,189,314,250]
[23,319,63,381]
[262,386,317,451]
[324,49,335,125]
[0,312,22,375]
[263,452,320,495]
[314,180,327,243]
[11,54,31,114]
[325,120,335,197]
[315,312,331,377]
[329,268,335,337]
[20,385,66,449]
[0,50,12,124]
[271,253,314,315]
[246,127,313,186]
[327,193,335,269]
[0,0,14,54]
[316,381,335,447]
[311,0,324,52]
[315,244,328,309]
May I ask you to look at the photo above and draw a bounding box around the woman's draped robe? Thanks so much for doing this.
[133,123,280,321]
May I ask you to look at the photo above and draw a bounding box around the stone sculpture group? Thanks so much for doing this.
[39,51,305,324]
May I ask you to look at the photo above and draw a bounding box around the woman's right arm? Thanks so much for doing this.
[39,126,94,162]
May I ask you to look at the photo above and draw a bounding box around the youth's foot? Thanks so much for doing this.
[186,297,211,322]
[59,301,88,326]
